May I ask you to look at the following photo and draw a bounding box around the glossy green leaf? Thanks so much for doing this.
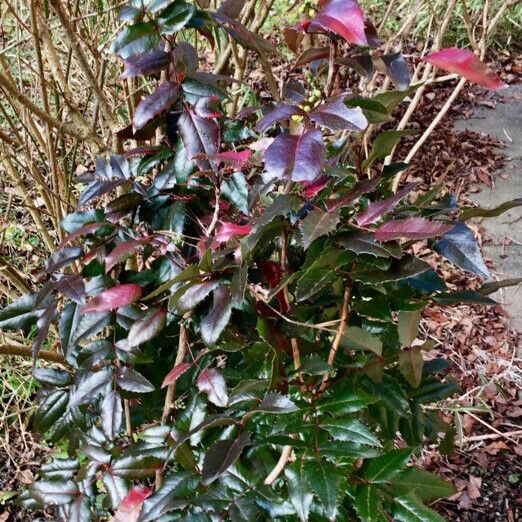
[341,326,382,355]
[360,448,412,482]
[392,493,445,522]
[304,460,341,520]
[320,418,381,446]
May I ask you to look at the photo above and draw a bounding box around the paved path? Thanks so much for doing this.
[454,84,522,341]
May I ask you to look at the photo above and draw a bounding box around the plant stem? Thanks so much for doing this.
[0,343,67,366]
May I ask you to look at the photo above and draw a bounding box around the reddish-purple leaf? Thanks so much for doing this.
[256,105,308,133]
[201,287,232,345]
[293,47,330,69]
[301,175,330,198]
[309,96,368,131]
[82,284,142,313]
[178,107,220,171]
[356,183,416,227]
[422,48,506,90]
[194,96,223,118]
[121,48,170,79]
[113,485,152,522]
[162,362,193,388]
[106,238,148,273]
[197,368,229,406]
[303,0,368,46]
[210,149,251,170]
[218,0,246,19]
[265,129,325,182]
[133,82,180,130]
[214,222,252,245]
[375,217,454,241]
[128,308,167,347]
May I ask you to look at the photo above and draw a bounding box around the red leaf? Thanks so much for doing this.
[162,362,193,388]
[82,284,142,313]
[211,149,251,170]
[112,486,152,522]
[59,222,107,248]
[214,222,252,245]
[422,48,506,90]
[262,261,290,313]
[301,175,330,198]
[106,238,148,273]
[303,0,368,46]
[356,183,416,226]
[375,217,454,241]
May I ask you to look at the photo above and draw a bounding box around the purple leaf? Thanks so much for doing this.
[59,222,108,248]
[79,179,127,207]
[127,308,167,347]
[33,300,57,360]
[133,82,180,130]
[177,280,221,313]
[105,237,148,273]
[265,129,325,182]
[375,217,453,241]
[218,0,246,20]
[162,362,193,388]
[256,105,308,133]
[82,284,142,313]
[197,368,229,406]
[121,48,170,79]
[194,96,222,118]
[45,246,82,274]
[201,286,232,345]
[303,0,368,46]
[356,183,417,226]
[178,107,220,171]
[54,274,86,303]
[309,96,368,132]
[379,52,410,91]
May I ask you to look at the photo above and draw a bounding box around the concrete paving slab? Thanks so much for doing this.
[454,85,522,338]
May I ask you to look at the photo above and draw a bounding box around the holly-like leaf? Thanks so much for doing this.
[82,284,142,313]
[128,308,167,347]
[256,105,307,133]
[197,368,229,407]
[392,493,445,522]
[133,82,180,130]
[222,171,249,214]
[354,485,381,522]
[338,231,401,258]
[69,369,113,408]
[285,461,314,522]
[304,460,341,520]
[356,183,416,226]
[45,246,82,274]
[178,107,220,171]
[342,326,382,355]
[422,48,505,90]
[378,52,410,91]
[295,267,338,302]
[33,299,57,360]
[176,280,221,313]
[30,480,77,506]
[214,222,252,245]
[101,390,123,440]
[362,130,416,170]
[436,223,490,279]
[106,238,146,272]
[111,22,160,59]
[257,392,298,413]
[116,367,155,393]
[0,293,42,331]
[162,362,193,388]
[112,454,163,479]
[33,390,68,433]
[309,96,368,131]
[157,1,195,35]
[121,48,170,79]
[113,485,152,522]
[375,218,453,242]
[265,129,324,182]
[201,286,232,345]
[304,0,368,46]
[458,198,522,221]
[360,448,412,483]
[320,418,381,446]
[394,468,456,502]
[202,432,250,484]
[398,310,421,347]
[317,387,375,415]
[300,208,341,249]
